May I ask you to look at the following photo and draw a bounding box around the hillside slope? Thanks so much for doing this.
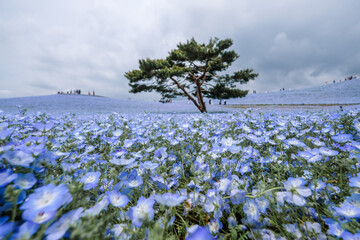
[0,78,359,114]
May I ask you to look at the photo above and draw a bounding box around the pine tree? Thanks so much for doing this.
[125,37,258,113]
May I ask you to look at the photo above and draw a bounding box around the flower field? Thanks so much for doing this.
[1,109,360,239]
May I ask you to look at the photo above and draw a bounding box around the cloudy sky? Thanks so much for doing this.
[0,0,359,100]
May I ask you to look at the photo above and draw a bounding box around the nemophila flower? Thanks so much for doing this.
[0,220,15,239]
[83,194,108,215]
[243,199,260,223]
[79,171,101,190]
[142,161,159,170]
[325,219,344,238]
[22,208,57,224]
[349,176,360,188]
[238,163,251,175]
[0,169,17,187]
[342,231,360,240]
[154,192,187,207]
[285,224,302,239]
[214,178,231,194]
[124,175,143,188]
[207,218,222,234]
[110,223,130,239]
[21,183,72,213]
[44,207,83,240]
[129,196,155,227]
[227,215,238,227]
[253,229,276,240]
[334,203,360,218]
[304,221,322,235]
[123,139,136,148]
[2,150,34,167]
[286,138,305,147]
[312,138,325,147]
[283,177,312,206]
[186,225,215,240]
[354,120,360,132]
[109,157,136,166]
[221,137,234,148]
[230,189,246,204]
[33,122,54,131]
[0,128,12,140]
[14,173,37,190]
[107,191,129,207]
[332,134,353,143]
[344,194,360,207]
[256,197,269,213]
[319,147,339,156]
[112,129,123,137]
[154,147,168,162]
[12,221,39,240]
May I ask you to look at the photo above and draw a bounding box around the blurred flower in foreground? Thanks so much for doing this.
[154,192,187,207]
[186,225,215,240]
[283,177,312,206]
[129,196,155,227]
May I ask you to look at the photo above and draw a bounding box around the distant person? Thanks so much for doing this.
[79,90,81,95]
[219,100,221,105]
[283,88,285,91]
[93,90,95,96]
[209,99,213,105]
[224,100,227,105]
[333,80,335,83]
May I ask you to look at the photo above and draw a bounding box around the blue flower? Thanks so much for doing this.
[109,157,136,166]
[22,208,57,224]
[230,189,246,205]
[284,223,302,239]
[14,173,37,190]
[0,220,15,239]
[12,221,39,239]
[332,134,352,143]
[154,147,168,162]
[334,203,360,218]
[185,225,215,240]
[319,147,339,156]
[124,175,143,188]
[207,218,222,234]
[20,183,72,213]
[79,171,101,190]
[0,169,17,188]
[107,191,129,207]
[283,177,312,206]
[342,230,360,240]
[83,196,109,216]
[154,193,187,207]
[44,207,83,240]
[243,199,260,223]
[349,176,360,188]
[214,178,231,194]
[142,161,159,170]
[325,218,344,238]
[129,196,155,227]
[256,197,269,214]
[238,163,251,175]
[2,150,34,167]
[33,122,54,131]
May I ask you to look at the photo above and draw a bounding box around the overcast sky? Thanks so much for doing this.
[0,0,359,100]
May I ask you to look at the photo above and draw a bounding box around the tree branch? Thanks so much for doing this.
[170,77,200,109]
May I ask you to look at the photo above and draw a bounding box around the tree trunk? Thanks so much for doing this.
[195,80,207,113]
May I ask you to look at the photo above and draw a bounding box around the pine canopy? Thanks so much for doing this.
[125,37,258,113]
